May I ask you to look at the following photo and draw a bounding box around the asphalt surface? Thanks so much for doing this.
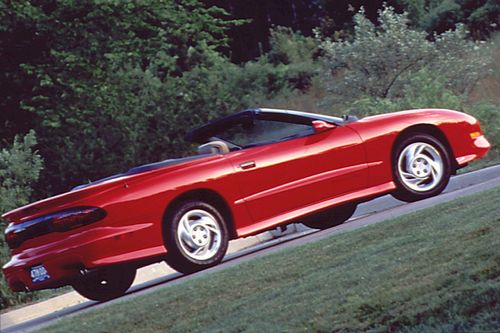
[2,164,500,333]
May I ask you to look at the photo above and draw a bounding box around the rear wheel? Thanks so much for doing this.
[72,267,136,302]
[164,201,229,274]
[392,133,451,202]
[302,203,357,230]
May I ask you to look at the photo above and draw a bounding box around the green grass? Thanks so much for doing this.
[37,187,500,333]
[459,156,500,174]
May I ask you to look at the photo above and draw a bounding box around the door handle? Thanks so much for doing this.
[239,161,256,170]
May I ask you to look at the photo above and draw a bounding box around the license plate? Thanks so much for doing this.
[30,265,50,283]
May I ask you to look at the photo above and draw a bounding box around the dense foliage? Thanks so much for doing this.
[397,0,500,38]
[0,131,43,309]
[1,0,241,195]
[319,6,492,100]
[0,0,498,310]
[207,0,499,62]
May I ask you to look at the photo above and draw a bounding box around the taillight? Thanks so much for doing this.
[5,228,27,249]
[51,207,106,231]
[4,207,106,249]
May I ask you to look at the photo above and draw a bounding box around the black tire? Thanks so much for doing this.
[72,267,136,302]
[302,203,357,230]
[392,133,451,202]
[164,201,229,274]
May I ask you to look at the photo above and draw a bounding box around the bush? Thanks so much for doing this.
[346,69,465,117]
[266,27,319,91]
[465,102,500,164]
[0,0,239,197]
[319,5,492,100]
[0,130,44,309]
[0,130,43,213]
[33,52,306,195]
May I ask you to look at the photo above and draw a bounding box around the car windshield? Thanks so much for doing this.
[214,118,314,148]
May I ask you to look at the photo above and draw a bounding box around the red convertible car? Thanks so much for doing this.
[2,108,490,301]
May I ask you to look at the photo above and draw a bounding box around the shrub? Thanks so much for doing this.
[267,27,319,90]
[346,69,465,117]
[0,130,44,309]
[465,102,500,163]
[319,5,492,100]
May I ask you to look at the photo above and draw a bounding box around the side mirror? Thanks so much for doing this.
[312,120,336,133]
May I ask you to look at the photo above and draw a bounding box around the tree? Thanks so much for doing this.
[0,0,238,195]
[318,5,491,101]
[397,0,500,39]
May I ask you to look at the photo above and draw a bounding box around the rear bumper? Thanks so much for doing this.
[3,223,166,292]
[3,253,82,292]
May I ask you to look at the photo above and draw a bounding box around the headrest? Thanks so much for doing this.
[197,141,230,155]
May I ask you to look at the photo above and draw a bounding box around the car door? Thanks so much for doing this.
[225,118,366,221]
[302,124,368,200]
[217,117,315,223]
[227,136,313,224]
[228,125,369,231]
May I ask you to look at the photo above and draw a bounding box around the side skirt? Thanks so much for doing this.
[236,181,396,237]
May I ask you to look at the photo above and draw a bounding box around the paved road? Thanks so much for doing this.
[2,164,500,333]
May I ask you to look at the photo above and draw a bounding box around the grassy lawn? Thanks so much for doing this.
[38,187,500,333]
[458,156,500,174]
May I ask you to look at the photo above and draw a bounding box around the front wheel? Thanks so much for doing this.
[164,201,229,274]
[72,267,136,302]
[392,133,451,202]
[302,203,357,230]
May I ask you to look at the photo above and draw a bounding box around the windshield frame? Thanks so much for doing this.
[185,108,347,144]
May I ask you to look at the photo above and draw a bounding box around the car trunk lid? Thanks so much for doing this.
[1,178,124,224]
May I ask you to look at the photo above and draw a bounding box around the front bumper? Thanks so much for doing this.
[455,135,491,166]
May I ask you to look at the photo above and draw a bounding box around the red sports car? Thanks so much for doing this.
[2,108,490,301]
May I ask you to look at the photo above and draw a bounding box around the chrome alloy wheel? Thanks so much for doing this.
[176,209,222,261]
[397,142,444,192]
